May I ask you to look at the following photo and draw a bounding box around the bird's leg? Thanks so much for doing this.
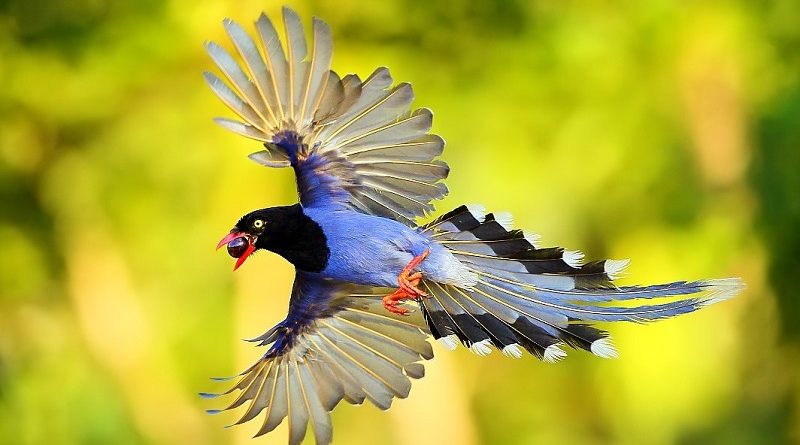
[383,249,430,315]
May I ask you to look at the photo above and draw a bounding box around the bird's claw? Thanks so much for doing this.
[399,272,426,297]
[382,292,412,315]
[382,249,430,315]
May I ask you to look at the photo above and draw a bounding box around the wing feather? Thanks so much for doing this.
[255,356,287,437]
[220,20,279,127]
[205,41,271,127]
[208,9,448,224]
[212,117,270,142]
[254,13,288,121]
[298,18,333,127]
[204,274,431,444]
[282,7,308,120]
[295,359,332,444]
[203,72,266,131]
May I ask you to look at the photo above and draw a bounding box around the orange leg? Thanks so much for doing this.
[383,249,430,315]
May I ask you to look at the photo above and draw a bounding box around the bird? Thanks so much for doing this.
[200,7,744,444]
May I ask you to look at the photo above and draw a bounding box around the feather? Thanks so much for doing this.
[314,70,344,124]
[298,18,333,127]
[220,20,278,127]
[207,10,448,224]
[295,360,332,444]
[204,275,431,443]
[255,356,287,437]
[424,282,491,348]
[205,41,271,127]
[320,320,411,397]
[322,82,414,146]
[255,13,288,121]
[282,6,308,121]
[419,205,744,360]
[339,108,433,152]
[345,134,445,161]
[286,359,309,445]
[232,361,275,425]
[203,72,265,131]
[213,117,270,142]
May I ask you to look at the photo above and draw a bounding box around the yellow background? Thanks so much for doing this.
[1,0,797,444]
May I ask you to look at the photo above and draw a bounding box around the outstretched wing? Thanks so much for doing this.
[202,272,432,444]
[205,7,448,225]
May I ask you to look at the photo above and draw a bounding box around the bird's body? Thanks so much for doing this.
[304,206,474,288]
[202,7,744,445]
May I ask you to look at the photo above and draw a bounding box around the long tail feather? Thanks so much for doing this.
[420,205,744,361]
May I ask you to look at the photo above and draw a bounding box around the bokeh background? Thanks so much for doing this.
[1,0,798,444]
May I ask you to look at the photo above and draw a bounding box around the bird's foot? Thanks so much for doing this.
[382,249,430,315]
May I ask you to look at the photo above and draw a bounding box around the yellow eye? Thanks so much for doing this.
[253,219,264,229]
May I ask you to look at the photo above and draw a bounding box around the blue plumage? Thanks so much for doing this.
[303,207,427,286]
[303,206,469,288]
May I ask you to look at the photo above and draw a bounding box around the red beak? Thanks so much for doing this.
[217,231,256,271]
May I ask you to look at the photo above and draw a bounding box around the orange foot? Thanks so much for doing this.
[383,249,430,315]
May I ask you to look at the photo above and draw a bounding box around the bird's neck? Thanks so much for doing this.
[258,204,330,273]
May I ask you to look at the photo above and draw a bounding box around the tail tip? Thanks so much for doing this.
[590,337,619,359]
[543,343,568,363]
[437,334,459,351]
[465,204,486,223]
[493,212,514,231]
[563,250,585,268]
[523,231,542,249]
[699,277,745,307]
[604,259,631,280]
[469,339,492,356]
[502,343,523,359]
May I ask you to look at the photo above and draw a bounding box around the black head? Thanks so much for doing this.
[216,204,329,272]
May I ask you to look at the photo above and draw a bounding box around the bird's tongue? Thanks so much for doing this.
[216,231,256,271]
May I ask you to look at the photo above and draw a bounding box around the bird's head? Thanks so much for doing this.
[216,204,328,272]
[216,207,286,270]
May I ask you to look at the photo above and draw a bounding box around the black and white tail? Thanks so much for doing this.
[417,205,743,362]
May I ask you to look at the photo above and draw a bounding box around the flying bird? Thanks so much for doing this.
[201,7,744,444]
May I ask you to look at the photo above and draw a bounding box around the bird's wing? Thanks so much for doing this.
[205,7,448,225]
[203,272,432,444]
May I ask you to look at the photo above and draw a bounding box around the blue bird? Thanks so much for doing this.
[202,7,744,444]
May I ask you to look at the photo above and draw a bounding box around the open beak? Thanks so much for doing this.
[217,231,256,271]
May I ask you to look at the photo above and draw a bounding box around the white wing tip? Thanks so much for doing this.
[469,339,492,356]
[590,337,619,359]
[523,232,542,249]
[563,250,585,268]
[493,212,514,231]
[543,343,568,363]
[465,204,486,223]
[604,259,631,280]
[438,335,459,351]
[502,343,523,358]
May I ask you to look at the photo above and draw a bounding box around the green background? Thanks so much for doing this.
[1,0,798,444]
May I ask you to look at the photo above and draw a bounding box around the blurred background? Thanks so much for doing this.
[1,0,798,444]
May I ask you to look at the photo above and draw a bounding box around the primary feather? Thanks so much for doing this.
[205,6,448,226]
